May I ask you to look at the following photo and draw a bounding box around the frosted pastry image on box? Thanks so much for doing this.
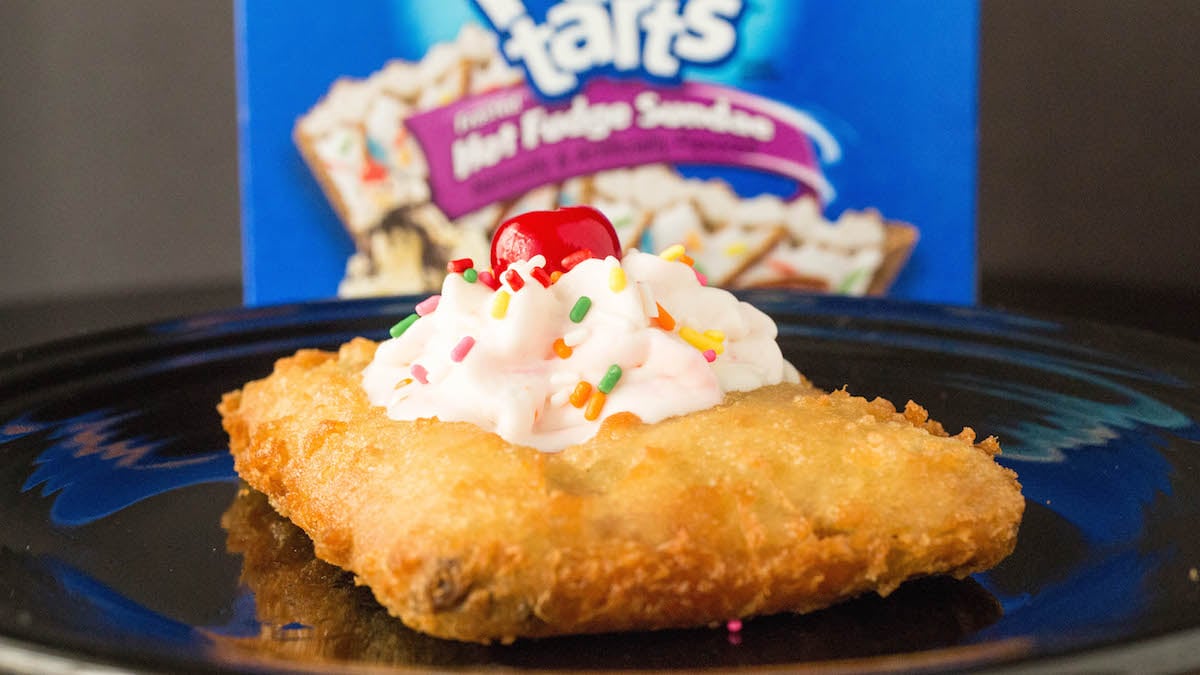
[293,25,918,299]
[294,26,522,297]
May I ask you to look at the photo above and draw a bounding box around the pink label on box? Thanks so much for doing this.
[405,79,833,219]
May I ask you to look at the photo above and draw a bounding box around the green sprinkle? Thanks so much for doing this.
[389,313,419,338]
[569,296,592,323]
[598,364,622,394]
[463,267,478,283]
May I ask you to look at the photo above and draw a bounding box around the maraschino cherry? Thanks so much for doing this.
[490,206,621,277]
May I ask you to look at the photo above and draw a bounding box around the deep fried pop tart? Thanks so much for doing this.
[219,207,1022,643]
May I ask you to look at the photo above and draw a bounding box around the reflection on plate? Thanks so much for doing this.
[211,486,1006,669]
[1,293,1199,673]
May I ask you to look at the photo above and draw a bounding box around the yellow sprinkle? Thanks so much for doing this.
[678,326,714,351]
[659,244,686,262]
[608,266,627,292]
[584,390,606,421]
[684,231,704,251]
[723,242,748,257]
[491,290,511,319]
[679,326,726,355]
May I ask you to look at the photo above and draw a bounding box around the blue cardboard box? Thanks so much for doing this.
[236,0,977,305]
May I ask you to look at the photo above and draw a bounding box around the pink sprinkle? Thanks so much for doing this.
[478,270,500,290]
[694,269,708,286]
[415,294,441,316]
[726,619,742,632]
[410,364,429,384]
[702,349,717,362]
[450,336,475,362]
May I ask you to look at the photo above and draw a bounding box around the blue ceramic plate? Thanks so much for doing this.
[1,294,1199,673]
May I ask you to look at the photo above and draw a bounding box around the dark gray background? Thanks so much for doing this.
[1,1,1197,308]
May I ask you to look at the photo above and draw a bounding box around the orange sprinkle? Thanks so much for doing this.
[584,390,606,421]
[653,302,676,331]
[550,270,563,283]
[569,381,592,408]
[394,377,413,390]
[553,337,573,359]
[679,254,695,267]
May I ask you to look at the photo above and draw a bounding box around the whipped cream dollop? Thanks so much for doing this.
[362,250,800,451]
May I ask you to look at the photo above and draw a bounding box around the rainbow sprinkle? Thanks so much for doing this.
[563,327,589,346]
[389,313,419,338]
[414,295,440,316]
[598,364,622,394]
[694,268,708,286]
[491,290,511,319]
[549,386,573,407]
[638,283,657,317]
[569,381,592,408]
[550,270,563,284]
[608,266,627,292]
[584,390,606,421]
[659,244,686,262]
[552,337,573,359]
[561,249,593,271]
[564,248,597,269]
[463,267,478,283]
[410,364,429,384]
[702,349,717,363]
[450,336,475,362]
[393,377,413,390]
[569,296,592,323]
[679,326,724,354]
[503,268,525,291]
[653,302,675,331]
[447,258,473,274]
[478,270,500,290]
[530,266,552,287]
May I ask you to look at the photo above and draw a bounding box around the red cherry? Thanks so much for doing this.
[490,206,621,276]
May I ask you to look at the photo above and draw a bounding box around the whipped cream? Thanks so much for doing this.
[362,250,800,451]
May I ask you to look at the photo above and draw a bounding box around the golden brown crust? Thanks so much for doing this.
[219,338,1023,643]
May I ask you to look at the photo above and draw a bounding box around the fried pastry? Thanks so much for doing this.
[219,209,1021,643]
[220,339,1021,644]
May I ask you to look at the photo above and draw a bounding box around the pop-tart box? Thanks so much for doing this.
[236,1,978,305]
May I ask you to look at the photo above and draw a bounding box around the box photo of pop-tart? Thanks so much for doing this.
[242,2,975,305]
